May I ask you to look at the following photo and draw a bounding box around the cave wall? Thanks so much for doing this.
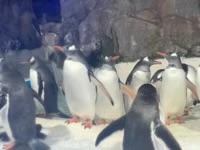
[59,0,200,60]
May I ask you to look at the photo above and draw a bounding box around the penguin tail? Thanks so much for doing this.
[29,139,50,150]
[95,115,126,146]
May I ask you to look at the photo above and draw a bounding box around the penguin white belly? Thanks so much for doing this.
[131,71,151,92]
[1,102,14,141]
[63,60,96,120]
[125,71,150,112]
[160,68,186,116]
[95,70,125,120]
[30,69,44,100]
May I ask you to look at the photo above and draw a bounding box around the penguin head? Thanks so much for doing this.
[140,57,161,66]
[157,52,182,69]
[0,84,8,109]
[136,84,158,103]
[136,57,161,72]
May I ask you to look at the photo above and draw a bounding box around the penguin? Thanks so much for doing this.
[20,56,69,117]
[156,52,198,124]
[156,52,198,116]
[54,45,114,129]
[95,56,125,124]
[124,57,161,112]
[95,84,181,150]
[0,58,49,150]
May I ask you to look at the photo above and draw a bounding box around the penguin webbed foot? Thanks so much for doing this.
[0,132,9,142]
[3,142,14,150]
[174,117,184,124]
[183,107,192,116]
[65,116,80,124]
[94,119,106,125]
[165,118,171,125]
[82,120,93,129]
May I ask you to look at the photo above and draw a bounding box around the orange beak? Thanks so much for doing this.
[152,60,162,65]
[53,45,64,51]
[112,56,120,61]
[19,61,29,65]
[156,52,168,57]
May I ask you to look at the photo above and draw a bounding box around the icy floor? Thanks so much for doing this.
[1,58,200,149]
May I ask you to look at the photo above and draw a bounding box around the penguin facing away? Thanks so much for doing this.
[20,56,68,118]
[156,52,198,124]
[0,58,49,150]
[54,45,114,128]
[95,56,125,124]
[95,84,181,150]
[124,57,161,112]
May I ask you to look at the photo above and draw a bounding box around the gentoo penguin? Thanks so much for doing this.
[124,57,161,112]
[156,52,198,115]
[95,84,181,150]
[0,58,49,150]
[157,52,198,124]
[21,56,69,118]
[54,45,114,128]
[95,56,125,124]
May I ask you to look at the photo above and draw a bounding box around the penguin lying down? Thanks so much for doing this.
[96,84,181,150]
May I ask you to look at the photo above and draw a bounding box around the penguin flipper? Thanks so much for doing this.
[125,71,133,85]
[186,78,199,100]
[119,82,136,100]
[29,87,47,117]
[89,73,114,105]
[37,72,43,97]
[152,120,182,150]
[95,115,126,146]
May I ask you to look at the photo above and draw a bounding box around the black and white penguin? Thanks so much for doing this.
[21,56,68,117]
[0,58,49,150]
[124,57,161,112]
[95,56,125,124]
[95,84,181,150]
[156,52,198,124]
[54,45,114,128]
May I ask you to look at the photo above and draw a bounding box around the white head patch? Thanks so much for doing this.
[30,57,35,63]
[105,56,109,60]
[68,45,76,51]
[143,57,149,62]
[171,53,177,57]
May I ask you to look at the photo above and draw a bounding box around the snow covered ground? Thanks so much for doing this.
[1,57,200,149]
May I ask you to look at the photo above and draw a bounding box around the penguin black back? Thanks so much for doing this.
[29,56,59,113]
[0,58,36,143]
[96,84,181,150]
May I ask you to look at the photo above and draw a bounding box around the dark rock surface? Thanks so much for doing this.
[59,0,200,61]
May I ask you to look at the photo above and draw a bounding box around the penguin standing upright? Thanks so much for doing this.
[95,56,125,124]
[0,58,49,150]
[54,45,114,128]
[124,57,161,112]
[21,56,67,117]
[157,52,198,124]
[95,84,181,150]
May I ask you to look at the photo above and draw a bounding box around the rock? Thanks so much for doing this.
[0,0,42,52]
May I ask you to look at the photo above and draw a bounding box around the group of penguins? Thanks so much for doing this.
[0,43,199,150]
